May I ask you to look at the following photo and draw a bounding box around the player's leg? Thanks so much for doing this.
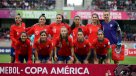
[57,55,64,64]
[66,56,73,64]
[18,55,24,63]
[10,47,15,63]
[74,54,82,64]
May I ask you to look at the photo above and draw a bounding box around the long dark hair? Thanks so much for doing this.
[92,13,100,25]
[39,31,47,43]
[71,15,81,30]
[19,32,27,43]
[56,14,66,24]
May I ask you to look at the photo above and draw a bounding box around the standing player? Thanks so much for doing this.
[34,31,54,63]
[73,28,91,64]
[54,26,73,64]
[50,14,71,39]
[86,13,102,63]
[27,14,51,44]
[10,14,26,63]
[102,11,122,64]
[92,30,110,64]
[71,16,87,41]
[15,32,32,63]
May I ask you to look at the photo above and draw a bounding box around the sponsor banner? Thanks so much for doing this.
[71,11,129,20]
[0,47,11,54]
[0,64,117,76]
[125,49,136,56]
[0,10,16,18]
[56,10,71,19]
[16,10,57,19]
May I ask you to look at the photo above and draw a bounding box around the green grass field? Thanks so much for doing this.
[0,54,136,64]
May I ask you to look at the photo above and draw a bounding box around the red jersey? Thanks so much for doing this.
[86,24,102,43]
[27,24,51,43]
[10,22,26,48]
[15,39,32,61]
[50,22,71,39]
[34,39,54,56]
[55,37,73,56]
[73,39,91,55]
[92,38,110,55]
[72,26,87,41]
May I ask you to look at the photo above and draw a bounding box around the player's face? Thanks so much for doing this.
[98,33,104,40]
[20,33,27,42]
[61,27,67,38]
[39,16,46,25]
[56,15,62,24]
[77,32,84,41]
[40,32,47,41]
[92,14,98,23]
[74,17,81,26]
[103,12,110,20]
[15,15,22,24]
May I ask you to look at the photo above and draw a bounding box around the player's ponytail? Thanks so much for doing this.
[39,14,46,20]
[78,28,84,35]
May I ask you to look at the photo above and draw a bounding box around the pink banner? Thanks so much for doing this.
[71,11,130,20]
[0,10,16,18]
[0,64,117,76]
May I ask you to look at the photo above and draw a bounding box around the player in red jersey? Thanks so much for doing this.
[10,13,26,63]
[86,13,102,43]
[49,14,71,40]
[34,31,54,63]
[27,14,51,43]
[15,32,32,63]
[86,13,102,63]
[71,16,87,41]
[54,26,73,64]
[92,30,110,64]
[73,28,91,64]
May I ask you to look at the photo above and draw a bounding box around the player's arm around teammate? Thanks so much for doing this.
[10,14,26,63]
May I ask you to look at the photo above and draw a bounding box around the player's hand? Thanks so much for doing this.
[83,60,89,64]
[27,60,33,64]
[94,58,98,64]
[75,60,81,64]
[35,60,41,63]
[105,59,110,64]
[47,60,52,64]
[54,55,58,62]
[15,60,20,63]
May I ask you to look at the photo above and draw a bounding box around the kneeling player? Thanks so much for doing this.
[54,26,73,64]
[34,31,53,63]
[73,28,91,64]
[92,30,110,64]
[15,32,32,63]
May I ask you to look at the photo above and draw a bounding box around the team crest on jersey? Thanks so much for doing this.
[35,31,39,35]
[104,45,106,47]
[110,24,113,27]
[84,45,86,47]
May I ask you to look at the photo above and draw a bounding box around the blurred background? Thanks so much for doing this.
[0,0,136,64]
